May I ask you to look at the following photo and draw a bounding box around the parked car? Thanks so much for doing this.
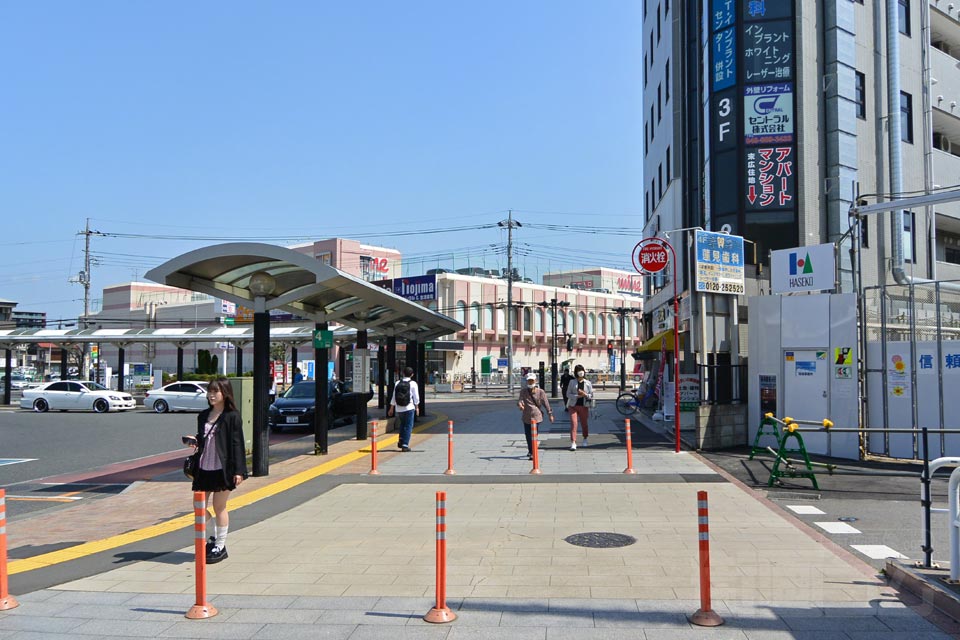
[2,374,34,390]
[144,381,209,413]
[268,380,374,432]
[20,380,136,413]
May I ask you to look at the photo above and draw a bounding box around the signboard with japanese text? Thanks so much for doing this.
[712,28,736,91]
[744,146,795,210]
[770,243,836,293]
[694,230,745,295]
[744,83,794,144]
[743,20,792,83]
[713,0,735,30]
[743,0,791,21]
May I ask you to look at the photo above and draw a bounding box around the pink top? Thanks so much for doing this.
[199,420,222,471]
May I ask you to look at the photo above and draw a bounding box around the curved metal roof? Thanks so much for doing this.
[0,325,354,348]
[144,242,462,340]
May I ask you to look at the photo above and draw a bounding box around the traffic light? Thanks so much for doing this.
[606,342,614,356]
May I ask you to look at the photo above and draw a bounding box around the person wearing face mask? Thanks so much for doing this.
[517,372,554,460]
[565,364,594,450]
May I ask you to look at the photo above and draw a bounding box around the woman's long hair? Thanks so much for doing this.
[207,377,238,413]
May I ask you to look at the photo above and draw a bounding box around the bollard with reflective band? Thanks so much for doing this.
[424,491,456,623]
[623,418,636,474]
[444,420,456,475]
[0,489,19,611]
[530,420,542,475]
[689,490,723,627]
[369,421,381,475]
[186,491,217,619]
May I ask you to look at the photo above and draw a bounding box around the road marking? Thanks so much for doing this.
[786,505,825,515]
[851,544,906,560]
[7,496,83,502]
[815,521,861,534]
[8,412,447,575]
[0,458,36,467]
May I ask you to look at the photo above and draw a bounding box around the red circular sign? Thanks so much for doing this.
[632,240,669,274]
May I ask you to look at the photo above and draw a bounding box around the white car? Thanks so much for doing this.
[144,381,209,413]
[20,380,136,413]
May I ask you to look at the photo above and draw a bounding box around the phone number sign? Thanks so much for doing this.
[695,230,745,295]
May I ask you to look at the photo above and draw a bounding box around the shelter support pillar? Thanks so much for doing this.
[252,306,270,476]
[3,349,11,406]
[356,330,368,440]
[117,347,126,392]
[235,347,243,376]
[417,341,426,417]
[176,346,184,381]
[387,336,397,402]
[59,349,68,380]
[315,322,329,455]
[377,339,386,409]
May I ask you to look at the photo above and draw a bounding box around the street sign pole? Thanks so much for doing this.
[633,238,682,453]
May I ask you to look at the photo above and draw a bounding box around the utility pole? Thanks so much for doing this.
[498,211,521,393]
[78,218,93,380]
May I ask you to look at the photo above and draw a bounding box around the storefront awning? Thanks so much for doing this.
[636,329,684,352]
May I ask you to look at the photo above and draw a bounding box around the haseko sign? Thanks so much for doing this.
[770,243,836,294]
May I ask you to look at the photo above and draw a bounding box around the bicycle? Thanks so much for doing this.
[615,389,642,416]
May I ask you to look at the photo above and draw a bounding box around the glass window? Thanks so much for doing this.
[483,304,494,330]
[643,55,648,87]
[656,5,661,42]
[658,164,663,198]
[650,32,654,66]
[650,106,655,138]
[523,307,532,332]
[470,302,481,328]
[166,384,187,393]
[455,301,466,325]
[599,314,606,336]
[577,312,586,334]
[535,308,543,332]
[588,313,596,335]
[898,0,910,36]
[657,84,662,122]
[666,146,671,182]
[665,59,670,102]
[48,382,69,392]
[900,92,913,143]
[855,72,865,119]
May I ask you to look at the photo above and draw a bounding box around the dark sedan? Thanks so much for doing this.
[268,381,373,433]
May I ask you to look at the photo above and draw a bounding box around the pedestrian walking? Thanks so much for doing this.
[565,364,594,450]
[517,372,555,459]
[559,367,573,413]
[293,367,304,384]
[188,377,247,564]
[387,366,420,452]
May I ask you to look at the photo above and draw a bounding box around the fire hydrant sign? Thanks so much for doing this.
[694,230,745,295]
[632,240,669,274]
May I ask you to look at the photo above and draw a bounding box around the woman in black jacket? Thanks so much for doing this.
[189,377,247,564]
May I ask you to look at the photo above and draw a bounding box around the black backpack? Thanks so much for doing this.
[395,379,411,406]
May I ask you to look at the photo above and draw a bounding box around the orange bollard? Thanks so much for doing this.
[530,420,542,475]
[623,418,636,474]
[444,420,456,475]
[185,491,217,619]
[369,421,381,475]
[690,490,723,627]
[424,491,456,623]
[0,489,19,611]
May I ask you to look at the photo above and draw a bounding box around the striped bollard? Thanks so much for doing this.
[0,489,19,611]
[623,418,636,474]
[369,421,381,475]
[185,491,217,619]
[424,491,456,623]
[444,420,456,475]
[689,491,723,627]
[530,420,542,475]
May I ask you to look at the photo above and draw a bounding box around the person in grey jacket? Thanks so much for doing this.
[188,378,248,564]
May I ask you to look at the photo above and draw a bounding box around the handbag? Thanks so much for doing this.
[183,452,199,480]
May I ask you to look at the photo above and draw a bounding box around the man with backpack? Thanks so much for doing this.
[387,366,419,452]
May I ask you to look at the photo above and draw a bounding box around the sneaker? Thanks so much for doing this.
[569,442,577,451]
[401,445,411,452]
[581,439,588,448]
[206,545,228,564]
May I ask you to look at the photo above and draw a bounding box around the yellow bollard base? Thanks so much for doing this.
[423,606,457,623]
[689,608,724,627]
[0,595,20,611]
[185,603,218,619]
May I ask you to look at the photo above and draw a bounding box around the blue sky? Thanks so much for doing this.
[1,1,643,324]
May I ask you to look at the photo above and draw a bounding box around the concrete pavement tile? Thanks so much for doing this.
[288,596,380,610]
[589,587,675,599]
[506,587,592,598]
[105,581,192,594]
[740,632,851,640]
[545,631,659,640]
[459,597,549,613]
[251,623,357,640]
[213,608,322,625]
[846,633,953,640]
[456,587,509,598]
[428,610,502,627]
[319,610,421,625]
[45,590,137,605]
[712,616,790,631]
[241,572,322,585]
[157,620,266,638]
[347,627,452,640]
[630,630,750,640]
[373,597,463,612]
[261,583,348,596]
[53,579,126,592]
[201,581,271,595]
[0,602,75,618]
[10,590,58,603]
[874,615,942,632]
[342,585,427,597]
[499,611,595,627]
[70,619,180,637]
[0,615,88,633]
[208,595,298,609]
[447,628,545,640]
[781,615,892,632]
[547,599,639,613]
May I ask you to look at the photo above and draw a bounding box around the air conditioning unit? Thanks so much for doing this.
[935,132,952,153]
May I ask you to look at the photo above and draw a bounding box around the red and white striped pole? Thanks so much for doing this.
[530,420,542,475]
[444,420,456,475]
[623,418,636,474]
[185,491,217,619]
[689,491,723,627]
[369,421,381,475]
[0,489,19,611]
[424,491,456,623]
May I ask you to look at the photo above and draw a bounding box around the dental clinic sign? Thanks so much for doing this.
[770,243,836,294]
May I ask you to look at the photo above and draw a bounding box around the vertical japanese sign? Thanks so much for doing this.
[694,230,745,294]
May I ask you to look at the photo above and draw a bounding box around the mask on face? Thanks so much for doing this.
[527,382,536,388]
[576,370,585,378]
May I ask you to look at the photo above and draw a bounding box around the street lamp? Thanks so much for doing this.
[537,297,570,398]
[470,323,478,391]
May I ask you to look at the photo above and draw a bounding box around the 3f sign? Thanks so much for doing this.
[717,97,731,142]
[713,93,737,152]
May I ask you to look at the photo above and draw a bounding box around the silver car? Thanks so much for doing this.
[20,381,136,413]
[144,381,209,413]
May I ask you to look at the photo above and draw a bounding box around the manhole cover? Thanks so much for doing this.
[564,532,637,548]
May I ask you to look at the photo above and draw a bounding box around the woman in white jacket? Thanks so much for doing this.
[565,364,594,450]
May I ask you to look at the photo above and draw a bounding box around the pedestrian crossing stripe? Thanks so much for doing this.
[0,458,36,467]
